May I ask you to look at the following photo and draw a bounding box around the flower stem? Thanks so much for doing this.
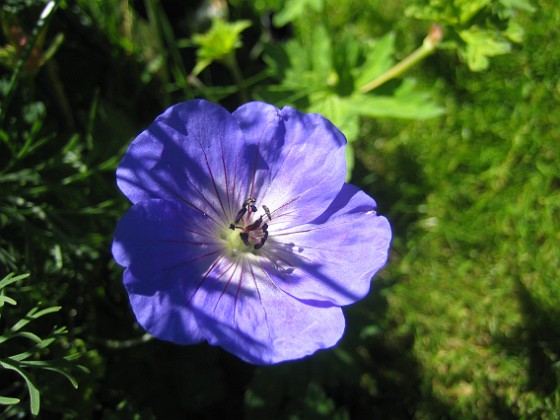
[359,24,443,94]
[224,53,250,103]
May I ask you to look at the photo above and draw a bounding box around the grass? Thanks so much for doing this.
[356,0,560,415]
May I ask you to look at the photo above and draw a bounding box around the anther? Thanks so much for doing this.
[254,230,269,250]
[262,205,272,220]
[239,232,250,247]
[234,207,247,224]
[247,215,263,231]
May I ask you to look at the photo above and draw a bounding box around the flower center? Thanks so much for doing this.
[222,198,271,257]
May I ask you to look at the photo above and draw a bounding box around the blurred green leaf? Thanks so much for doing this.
[353,32,395,91]
[192,18,251,75]
[498,0,535,13]
[0,396,21,405]
[455,0,492,24]
[350,79,445,119]
[273,0,324,26]
[459,27,511,71]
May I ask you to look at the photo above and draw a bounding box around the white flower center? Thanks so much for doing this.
[221,198,271,258]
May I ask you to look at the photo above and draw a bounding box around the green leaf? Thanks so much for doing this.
[353,32,396,91]
[0,273,28,316]
[309,25,332,82]
[0,272,29,290]
[9,306,61,333]
[273,0,324,26]
[24,363,81,388]
[504,20,525,43]
[191,18,251,75]
[348,80,445,119]
[0,359,40,415]
[498,0,536,13]
[459,27,512,71]
[0,396,20,405]
[0,331,42,346]
[455,0,492,24]
[0,295,16,306]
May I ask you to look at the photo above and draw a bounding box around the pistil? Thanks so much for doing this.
[228,198,271,251]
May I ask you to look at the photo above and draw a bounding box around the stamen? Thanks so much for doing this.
[254,230,269,249]
[239,232,250,247]
[262,205,272,220]
[229,198,272,251]
[234,207,247,224]
[247,216,263,231]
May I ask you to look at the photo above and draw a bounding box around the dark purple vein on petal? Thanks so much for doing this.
[214,260,240,312]
[142,177,222,227]
[188,254,225,304]
[191,131,228,220]
[248,143,260,200]
[248,261,273,342]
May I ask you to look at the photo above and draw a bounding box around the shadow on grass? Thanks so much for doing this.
[510,279,558,395]
[244,277,453,419]
[488,277,559,417]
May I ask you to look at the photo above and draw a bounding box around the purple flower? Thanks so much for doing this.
[112,99,391,364]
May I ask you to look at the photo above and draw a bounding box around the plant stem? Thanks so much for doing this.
[359,25,443,94]
[224,53,249,103]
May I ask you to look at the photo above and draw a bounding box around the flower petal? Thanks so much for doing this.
[189,259,345,364]
[233,102,348,229]
[112,199,222,344]
[116,100,253,225]
[262,183,392,306]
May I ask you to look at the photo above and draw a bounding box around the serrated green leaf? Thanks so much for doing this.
[504,20,525,43]
[348,80,445,120]
[459,27,511,71]
[354,32,396,91]
[273,0,324,26]
[306,93,357,180]
[333,32,361,94]
[191,18,251,75]
[310,25,332,81]
[498,0,536,13]
[456,0,492,24]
